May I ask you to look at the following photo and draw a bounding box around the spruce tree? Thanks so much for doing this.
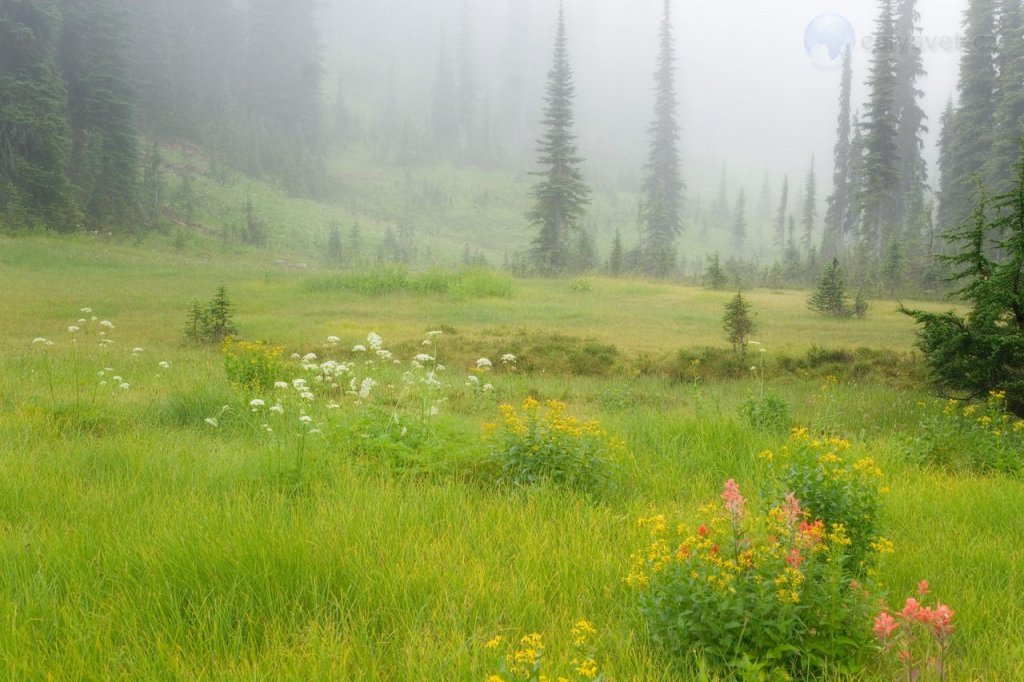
[808,259,851,317]
[801,157,818,258]
[732,189,747,251]
[640,0,684,278]
[936,99,957,238]
[704,253,727,290]
[608,228,625,276]
[774,175,789,249]
[988,0,1024,195]
[860,0,901,256]
[939,0,999,234]
[893,0,929,234]
[758,167,773,224]
[824,47,854,258]
[722,291,756,355]
[528,4,590,275]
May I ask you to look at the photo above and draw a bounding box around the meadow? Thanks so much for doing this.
[1,235,1022,680]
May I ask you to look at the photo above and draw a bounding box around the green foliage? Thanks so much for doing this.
[772,430,887,574]
[903,163,1024,416]
[221,338,285,392]
[184,285,238,344]
[740,393,790,432]
[808,260,852,317]
[630,481,878,678]
[488,398,616,495]
[722,291,756,355]
[906,393,1024,474]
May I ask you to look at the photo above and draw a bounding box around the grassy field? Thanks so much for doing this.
[0,235,1021,680]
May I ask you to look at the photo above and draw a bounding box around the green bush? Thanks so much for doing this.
[740,393,791,432]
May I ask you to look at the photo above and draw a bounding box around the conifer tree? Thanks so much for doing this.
[824,47,854,258]
[608,228,625,276]
[774,175,789,249]
[456,1,478,151]
[528,4,590,275]
[801,157,818,257]
[861,0,900,256]
[758,167,773,224]
[704,252,727,290]
[939,0,998,233]
[722,291,756,355]
[936,99,957,237]
[894,0,929,234]
[431,31,459,151]
[732,189,747,251]
[988,0,1024,195]
[640,0,684,278]
[809,259,852,317]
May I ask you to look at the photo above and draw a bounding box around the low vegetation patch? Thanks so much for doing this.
[303,266,514,299]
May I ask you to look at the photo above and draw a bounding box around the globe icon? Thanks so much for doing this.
[804,14,856,69]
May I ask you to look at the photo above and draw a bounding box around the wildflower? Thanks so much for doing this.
[721,479,746,519]
[352,344,367,352]
[376,349,393,360]
[300,391,315,401]
[484,635,503,650]
[32,337,48,345]
[132,347,144,354]
[785,547,803,568]
[204,417,219,428]
[119,383,130,390]
[81,307,92,314]
[269,403,284,414]
[570,619,597,646]
[502,353,517,364]
[302,352,318,363]
[783,492,802,527]
[901,597,922,620]
[159,361,171,369]
[68,325,80,334]
[483,383,495,392]
[299,415,313,424]
[575,658,599,679]
[476,357,493,370]
[292,378,308,390]
[932,603,955,637]
[274,381,289,389]
[367,332,383,350]
[414,353,434,364]
[326,336,340,344]
[873,611,899,641]
[359,377,376,399]
[466,375,480,385]
[250,398,266,410]
[100,320,115,329]
[917,580,930,596]
[426,330,443,337]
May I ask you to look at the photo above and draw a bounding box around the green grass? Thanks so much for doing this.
[0,236,1018,679]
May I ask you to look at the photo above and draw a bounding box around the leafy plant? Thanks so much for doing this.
[221,337,285,391]
[629,480,878,678]
[485,621,605,681]
[486,398,617,495]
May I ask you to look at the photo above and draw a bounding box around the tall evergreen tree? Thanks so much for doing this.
[801,156,817,257]
[936,99,957,237]
[989,0,1024,195]
[824,47,854,258]
[732,188,747,251]
[608,227,624,276]
[456,0,478,151]
[640,0,683,278]
[860,0,900,256]
[848,113,868,243]
[893,0,929,235]
[758,167,773,224]
[774,175,789,249]
[0,0,73,230]
[939,0,999,234]
[527,4,590,274]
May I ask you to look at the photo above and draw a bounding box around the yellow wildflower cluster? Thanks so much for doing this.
[221,337,286,390]
[486,623,603,682]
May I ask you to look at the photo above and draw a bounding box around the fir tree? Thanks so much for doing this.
[456,0,478,152]
[903,151,1024,415]
[774,175,789,249]
[608,228,624,276]
[704,252,727,290]
[939,0,999,233]
[801,156,818,258]
[808,259,851,317]
[327,223,343,265]
[722,291,756,355]
[893,0,929,234]
[528,4,590,275]
[936,99,957,239]
[824,47,855,258]
[988,0,1024,195]
[758,167,773,225]
[640,0,684,278]
[860,0,901,256]
[732,188,747,251]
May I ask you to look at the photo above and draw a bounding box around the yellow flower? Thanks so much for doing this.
[871,537,895,555]
[570,619,597,646]
[575,657,599,679]
[485,635,503,650]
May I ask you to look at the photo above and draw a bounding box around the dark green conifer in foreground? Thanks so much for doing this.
[808,260,851,317]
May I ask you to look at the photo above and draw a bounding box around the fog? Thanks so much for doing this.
[321,0,967,200]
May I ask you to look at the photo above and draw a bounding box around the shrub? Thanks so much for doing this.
[486,398,617,495]
[906,392,1024,474]
[768,429,887,574]
[629,480,879,677]
[222,337,286,391]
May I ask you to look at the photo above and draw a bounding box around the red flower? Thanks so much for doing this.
[873,611,899,641]
[697,524,708,537]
